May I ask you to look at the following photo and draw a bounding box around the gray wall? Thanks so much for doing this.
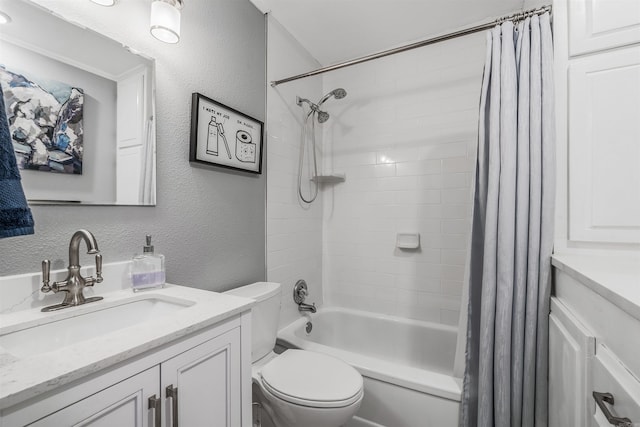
[0,0,267,291]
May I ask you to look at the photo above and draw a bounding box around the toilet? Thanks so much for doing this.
[225,282,363,427]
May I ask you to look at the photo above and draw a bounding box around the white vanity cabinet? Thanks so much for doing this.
[550,255,640,427]
[160,327,242,427]
[29,367,159,427]
[548,298,595,427]
[1,315,250,427]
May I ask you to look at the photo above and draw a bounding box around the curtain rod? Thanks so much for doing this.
[270,5,552,87]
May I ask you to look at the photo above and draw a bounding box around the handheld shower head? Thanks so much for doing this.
[317,88,348,106]
[332,88,347,99]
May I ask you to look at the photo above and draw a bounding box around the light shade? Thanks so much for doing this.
[90,0,117,6]
[0,11,12,24]
[150,0,182,44]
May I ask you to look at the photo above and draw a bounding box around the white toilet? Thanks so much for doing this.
[225,282,363,427]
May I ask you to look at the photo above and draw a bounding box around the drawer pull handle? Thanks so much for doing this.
[593,391,633,427]
[166,384,179,427]
[148,394,161,427]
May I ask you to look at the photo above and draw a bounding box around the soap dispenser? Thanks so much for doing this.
[131,235,165,291]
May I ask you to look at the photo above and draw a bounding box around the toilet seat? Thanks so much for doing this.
[259,350,363,409]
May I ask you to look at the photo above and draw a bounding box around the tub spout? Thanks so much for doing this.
[298,302,317,313]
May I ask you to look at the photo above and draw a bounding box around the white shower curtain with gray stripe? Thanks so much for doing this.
[460,13,554,427]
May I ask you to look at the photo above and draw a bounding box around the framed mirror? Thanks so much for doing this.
[0,0,156,205]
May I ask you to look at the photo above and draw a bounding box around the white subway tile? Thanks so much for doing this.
[441,249,467,266]
[268,26,480,323]
[354,163,397,178]
[421,142,469,160]
[442,188,472,204]
[418,174,443,189]
[441,280,464,297]
[442,156,475,173]
[442,218,470,234]
[440,309,461,326]
[395,189,441,205]
[396,159,441,176]
[441,173,471,189]
[441,265,465,282]
[441,204,472,219]
[395,275,441,293]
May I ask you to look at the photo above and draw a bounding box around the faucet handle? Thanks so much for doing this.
[95,254,103,284]
[41,259,52,292]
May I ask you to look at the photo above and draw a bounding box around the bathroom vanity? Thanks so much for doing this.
[549,253,640,427]
[0,267,254,427]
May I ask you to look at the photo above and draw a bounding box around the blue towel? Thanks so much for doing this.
[0,84,34,238]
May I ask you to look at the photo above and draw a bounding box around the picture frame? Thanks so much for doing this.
[189,92,264,174]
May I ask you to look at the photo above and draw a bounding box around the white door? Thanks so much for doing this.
[30,367,159,427]
[548,298,596,427]
[116,69,146,204]
[161,327,242,427]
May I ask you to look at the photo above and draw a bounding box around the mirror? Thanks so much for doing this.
[0,0,156,205]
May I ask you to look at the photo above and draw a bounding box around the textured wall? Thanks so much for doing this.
[0,0,267,291]
[265,17,324,328]
[321,33,486,325]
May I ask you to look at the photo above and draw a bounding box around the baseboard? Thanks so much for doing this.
[344,416,386,427]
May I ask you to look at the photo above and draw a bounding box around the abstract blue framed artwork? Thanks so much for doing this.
[0,65,84,174]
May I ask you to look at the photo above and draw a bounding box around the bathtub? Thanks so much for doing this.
[277,307,462,427]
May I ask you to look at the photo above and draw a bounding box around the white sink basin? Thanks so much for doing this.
[0,296,194,358]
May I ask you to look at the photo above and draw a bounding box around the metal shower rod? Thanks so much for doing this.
[270,5,552,87]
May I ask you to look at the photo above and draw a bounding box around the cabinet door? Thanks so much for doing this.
[569,0,640,55]
[549,298,596,427]
[568,45,640,244]
[161,327,241,427]
[29,367,159,427]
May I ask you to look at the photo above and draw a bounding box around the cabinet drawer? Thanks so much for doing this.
[591,344,640,427]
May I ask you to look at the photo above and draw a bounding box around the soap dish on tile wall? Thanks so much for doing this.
[396,233,420,249]
[310,173,346,184]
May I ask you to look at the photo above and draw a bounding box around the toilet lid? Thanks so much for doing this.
[260,350,363,408]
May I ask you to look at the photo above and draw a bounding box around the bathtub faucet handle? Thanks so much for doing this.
[294,279,317,313]
[293,279,309,304]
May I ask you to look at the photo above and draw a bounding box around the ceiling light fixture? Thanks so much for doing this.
[150,0,183,44]
[0,11,12,24]
[90,0,117,6]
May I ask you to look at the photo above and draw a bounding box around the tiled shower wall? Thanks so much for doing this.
[320,33,486,325]
[266,17,324,328]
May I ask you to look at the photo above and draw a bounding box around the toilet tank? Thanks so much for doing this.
[224,282,281,362]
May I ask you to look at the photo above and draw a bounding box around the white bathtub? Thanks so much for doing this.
[277,307,462,427]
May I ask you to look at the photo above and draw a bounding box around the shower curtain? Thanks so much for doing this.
[459,13,554,427]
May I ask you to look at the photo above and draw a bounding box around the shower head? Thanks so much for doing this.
[316,111,330,123]
[332,88,347,99]
[317,88,348,106]
[297,95,331,123]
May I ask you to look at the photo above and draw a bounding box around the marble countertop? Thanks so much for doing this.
[552,252,640,322]
[0,284,254,410]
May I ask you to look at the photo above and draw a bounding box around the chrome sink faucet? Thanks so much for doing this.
[293,279,317,313]
[41,229,104,312]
